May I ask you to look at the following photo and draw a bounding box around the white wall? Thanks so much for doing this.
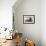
[13,0,46,46]
[0,0,16,29]
[13,0,41,46]
[41,0,46,46]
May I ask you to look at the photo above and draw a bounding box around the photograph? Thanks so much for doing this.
[23,15,35,24]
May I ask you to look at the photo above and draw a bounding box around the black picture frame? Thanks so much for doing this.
[23,15,35,24]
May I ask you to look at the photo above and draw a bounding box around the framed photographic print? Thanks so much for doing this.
[23,15,35,24]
